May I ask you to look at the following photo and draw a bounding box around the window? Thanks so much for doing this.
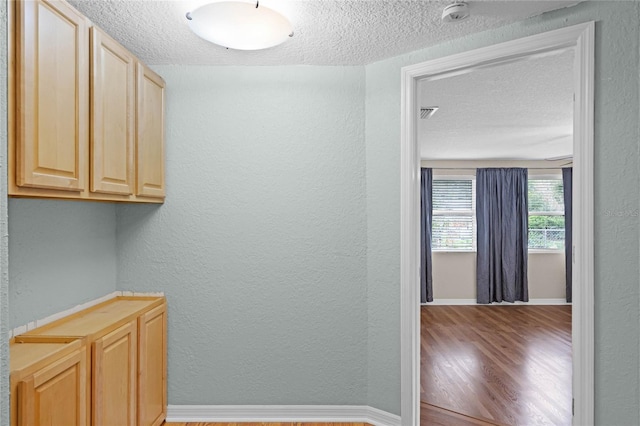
[432,179,475,251]
[431,176,565,251]
[528,178,565,250]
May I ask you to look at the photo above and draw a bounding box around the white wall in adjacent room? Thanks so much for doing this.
[432,251,566,300]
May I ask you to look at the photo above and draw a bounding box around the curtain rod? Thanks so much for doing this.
[425,166,571,170]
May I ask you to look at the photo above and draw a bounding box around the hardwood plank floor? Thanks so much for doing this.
[164,423,370,426]
[421,401,504,425]
[421,305,572,426]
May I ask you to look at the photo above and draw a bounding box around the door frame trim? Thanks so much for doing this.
[399,22,595,425]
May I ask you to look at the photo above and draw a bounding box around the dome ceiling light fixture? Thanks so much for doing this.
[186,0,294,51]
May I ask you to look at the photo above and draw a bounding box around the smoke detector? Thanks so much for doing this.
[442,2,470,23]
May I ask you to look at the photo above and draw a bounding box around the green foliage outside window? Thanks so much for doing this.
[528,179,565,250]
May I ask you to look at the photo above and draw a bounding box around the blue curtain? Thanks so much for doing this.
[420,168,433,303]
[476,168,529,304]
[563,168,573,303]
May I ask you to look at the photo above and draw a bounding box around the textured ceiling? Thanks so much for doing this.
[68,0,579,65]
[419,48,574,160]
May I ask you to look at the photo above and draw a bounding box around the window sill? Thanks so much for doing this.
[433,250,476,254]
[433,249,564,254]
[528,249,565,254]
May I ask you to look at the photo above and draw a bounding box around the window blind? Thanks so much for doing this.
[432,179,474,250]
[432,180,473,211]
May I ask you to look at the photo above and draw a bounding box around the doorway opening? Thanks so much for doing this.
[400,23,594,426]
[418,46,574,425]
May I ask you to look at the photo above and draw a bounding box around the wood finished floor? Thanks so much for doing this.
[163,423,371,426]
[421,401,503,425]
[421,305,572,426]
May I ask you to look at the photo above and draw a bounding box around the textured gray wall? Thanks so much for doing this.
[0,0,8,422]
[8,200,117,328]
[365,2,640,421]
[116,66,368,405]
[4,2,640,423]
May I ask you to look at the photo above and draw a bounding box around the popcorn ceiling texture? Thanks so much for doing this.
[418,49,575,160]
[68,0,576,66]
[116,66,368,405]
[365,1,640,419]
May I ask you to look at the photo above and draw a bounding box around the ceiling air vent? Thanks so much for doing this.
[420,107,439,119]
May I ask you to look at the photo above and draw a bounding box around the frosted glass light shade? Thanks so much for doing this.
[187,1,293,50]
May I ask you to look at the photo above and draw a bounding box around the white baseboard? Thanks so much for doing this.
[365,406,402,426]
[166,405,400,426]
[423,298,570,305]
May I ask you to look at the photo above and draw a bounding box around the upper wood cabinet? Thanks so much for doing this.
[91,27,135,196]
[136,64,166,199]
[15,0,89,192]
[9,0,165,203]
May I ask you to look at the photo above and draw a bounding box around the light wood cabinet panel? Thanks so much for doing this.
[15,0,89,191]
[92,320,137,426]
[20,297,162,340]
[90,26,135,195]
[136,63,166,199]
[12,343,87,426]
[10,0,165,203]
[138,304,167,426]
[14,297,166,426]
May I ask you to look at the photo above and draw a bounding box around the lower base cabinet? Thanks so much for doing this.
[13,296,167,426]
[10,340,89,426]
[93,321,137,426]
[138,305,167,426]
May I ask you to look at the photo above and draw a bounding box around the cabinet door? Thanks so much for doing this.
[17,347,87,426]
[136,63,166,198]
[138,304,167,426]
[90,27,135,195]
[93,321,137,426]
[15,0,89,191]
